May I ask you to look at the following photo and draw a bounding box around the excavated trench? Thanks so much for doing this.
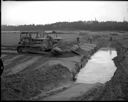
[39,47,118,101]
[76,48,117,84]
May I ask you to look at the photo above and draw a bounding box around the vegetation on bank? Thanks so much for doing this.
[2,21,128,31]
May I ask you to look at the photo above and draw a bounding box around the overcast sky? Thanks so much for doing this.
[2,1,128,25]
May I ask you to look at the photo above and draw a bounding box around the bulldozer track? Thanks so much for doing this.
[1,52,51,76]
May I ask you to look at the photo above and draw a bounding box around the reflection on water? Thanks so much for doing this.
[76,48,117,84]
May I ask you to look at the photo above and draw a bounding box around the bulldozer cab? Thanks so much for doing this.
[20,31,40,39]
[19,31,41,45]
[19,31,47,45]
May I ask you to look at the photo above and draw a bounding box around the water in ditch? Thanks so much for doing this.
[76,48,117,84]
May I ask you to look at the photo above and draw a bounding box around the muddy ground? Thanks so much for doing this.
[1,31,128,101]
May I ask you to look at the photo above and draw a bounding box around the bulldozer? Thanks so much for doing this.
[16,31,81,56]
[17,31,62,54]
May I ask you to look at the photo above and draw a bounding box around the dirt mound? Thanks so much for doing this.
[1,64,73,100]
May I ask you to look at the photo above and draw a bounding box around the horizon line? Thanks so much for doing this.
[2,20,128,26]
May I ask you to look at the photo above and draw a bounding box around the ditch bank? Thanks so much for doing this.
[1,43,98,100]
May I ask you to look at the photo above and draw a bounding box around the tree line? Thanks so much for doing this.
[2,21,128,31]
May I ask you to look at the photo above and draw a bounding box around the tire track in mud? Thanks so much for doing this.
[2,54,17,62]
[4,55,25,66]
[31,82,74,100]
[4,55,34,71]
[17,56,51,73]
[7,56,42,75]
[2,50,17,54]
[42,83,97,101]
[1,54,7,59]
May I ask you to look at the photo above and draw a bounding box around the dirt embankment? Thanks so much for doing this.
[1,64,73,100]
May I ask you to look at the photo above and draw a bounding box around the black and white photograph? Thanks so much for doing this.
[1,0,128,101]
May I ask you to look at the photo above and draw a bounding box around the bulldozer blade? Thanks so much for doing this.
[71,50,81,55]
[27,50,51,55]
